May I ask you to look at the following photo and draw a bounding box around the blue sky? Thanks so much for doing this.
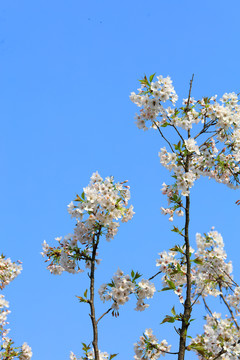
[1,0,240,359]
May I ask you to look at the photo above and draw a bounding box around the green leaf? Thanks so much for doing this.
[193,258,203,265]
[131,270,135,278]
[189,344,206,356]
[171,226,182,235]
[109,354,118,360]
[76,296,88,303]
[161,287,172,291]
[82,342,91,352]
[84,289,88,298]
[74,194,82,202]
[161,315,175,324]
[171,306,176,316]
[177,263,182,273]
[166,279,176,290]
[169,244,179,251]
[149,73,156,83]
[134,271,142,280]
[161,122,169,127]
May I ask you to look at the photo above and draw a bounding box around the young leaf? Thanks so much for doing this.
[171,306,176,316]
[161,315,175,324]
[166,279,176,290]
[109,354,118,360]
[160,287,172,291]
[193,258,203,265]
[74,194,82,202]
[161,122,169,128]
[149,73,156,83]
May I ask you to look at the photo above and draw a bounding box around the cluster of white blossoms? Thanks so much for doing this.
[0,255,32,359]
[227,286,240,315]
[190,313,240,359]
[0,294,10,334]
[134,329,171,360]
[160,183,184,221]
[0,255,22,290]
[19,343,33,360]
[184,138,200,155]
[42,172,134,275]
[70,349,109,360]
[99,269,156,312]
[193,230,233,297]
[155,229,236,303]
[156,248,187,304]
[130,75,178,131]
[131,75,240,222]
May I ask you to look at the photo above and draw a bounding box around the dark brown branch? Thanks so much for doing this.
[186,74,194,111]
[219,285,239,330]
[88,230,101,360]
[190,286,206,308]
[202,298,215,320]
[178,139,192,360]
[148,270,162,281]
[170,124,185,142]
[211,349,225,360]
[97,307,112,324]
[194,120,218,140]
[153,120,175,153]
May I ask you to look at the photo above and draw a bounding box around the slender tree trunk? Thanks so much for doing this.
[89,235,100,360]
[178,151,192,360]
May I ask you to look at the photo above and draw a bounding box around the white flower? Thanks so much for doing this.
[184,138,200,155]
[19,343,32,360]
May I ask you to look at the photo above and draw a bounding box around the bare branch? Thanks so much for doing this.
[97,307,112,324]
[186,74,194,111]
[148,270,162,282]
[153,121,175,152]
[219,285,239,330]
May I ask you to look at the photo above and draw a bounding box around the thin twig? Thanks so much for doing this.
[170,124,185,142]
[219,285,239,330]
[97,308,112,324]
[153,121,175,152]
[190,286,206,308]
[148,270,162,281]
[186,74,194,111]
[203,298,214,318]
[178,134,192,360]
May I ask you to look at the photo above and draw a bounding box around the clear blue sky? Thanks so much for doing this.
[1,1,240,359]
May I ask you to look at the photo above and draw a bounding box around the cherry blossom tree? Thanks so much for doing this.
[41,73,240,360]
[130,74,240,360]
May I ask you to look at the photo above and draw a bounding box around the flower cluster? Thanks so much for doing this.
[99,269,156,312]
[131,75,240,223]
[156,229,235,303]
[134,329,171,360]
[0,255,22,290]
[227,286,240,315]
[190,313,240,359]
[42,172,134,275]
[0,255,32,359]
[0,294,10,335]
[19,343,33,360]
[193,229,233,297]
[156,248,187,304]
[130,75,178,131]
[160,183,184,221]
